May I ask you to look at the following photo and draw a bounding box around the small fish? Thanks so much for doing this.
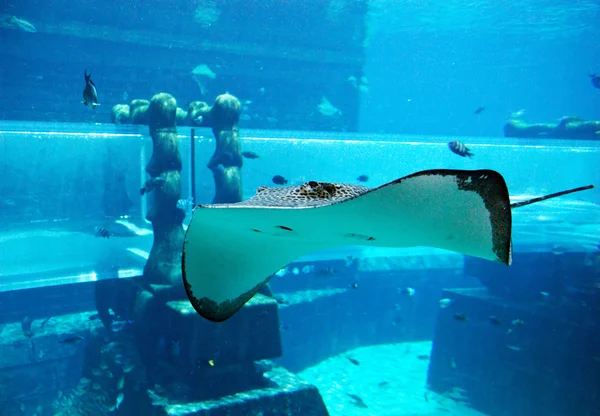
[208,359,215,367]
[0,198,16,208]
[347,357,360,366]
[272,175,288,185]
[488,316,502,325]
[439,298,453,308]
[140,175,167,195]
[474,106,485,114]
[506,344,522,351]
[242,151,260,159]
[448,140,474,158]
[356,174,369,182]
[118,376,125,390]
[193,115,203,125]
[59,334,84,344]
[82,70,100,109]
[378,381,389,387]
[177,198,194,213]
[417,354,430,360]
[350,282,359,289]
[110,320,129,332]
[100,341,123,354]
[589,73,600,89]
[399,287,415,296]
[346,393,368,408]
[453,313,467,322]
[116,392,124,409]
[10,16,37,33]
[94,226,111,239]
[123,362,135,373]
[511,319,525,327]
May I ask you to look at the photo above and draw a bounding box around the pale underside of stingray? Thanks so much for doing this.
[181,169,593,322]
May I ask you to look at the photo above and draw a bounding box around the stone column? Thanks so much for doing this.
[143,93,185,287]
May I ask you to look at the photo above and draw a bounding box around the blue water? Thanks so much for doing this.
[1,1,600,416]
[361,0,600,135]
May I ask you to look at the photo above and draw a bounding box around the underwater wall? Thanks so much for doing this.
[0,0,367,132]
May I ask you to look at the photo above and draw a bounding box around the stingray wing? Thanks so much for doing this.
[182,169,512,322]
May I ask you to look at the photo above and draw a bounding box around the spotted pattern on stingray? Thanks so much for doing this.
[208,181,371,209]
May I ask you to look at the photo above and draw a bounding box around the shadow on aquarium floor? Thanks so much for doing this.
[299,341,486,416]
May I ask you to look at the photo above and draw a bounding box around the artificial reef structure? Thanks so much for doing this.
[86,92,327,413]
[504,116,600,140]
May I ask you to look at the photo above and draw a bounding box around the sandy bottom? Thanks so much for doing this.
[298,341,487,416]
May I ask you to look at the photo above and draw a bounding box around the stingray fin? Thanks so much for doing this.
[182,169,513,322]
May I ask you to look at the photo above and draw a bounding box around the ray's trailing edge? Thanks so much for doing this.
[180,169,594,323]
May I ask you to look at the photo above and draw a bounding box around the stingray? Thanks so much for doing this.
[181,169,593,322]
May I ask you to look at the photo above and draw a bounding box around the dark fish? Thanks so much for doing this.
[448,141,474,158]
[347,357,360,366]
[453,313,467,322]
[350,282,359,289]
[140,175,167,195]
[589,74,600,89]
[346,393,368,408]
[94,226,111,239]
[21,316,33,338]
[272,175,288,185]
[489,316,502,325]
[59,334,84,344]
[474,106,485,114]
[82,69,100,109]
[378,381,390,387]
[242,151,260,159]
[417,354,430,360]
[356,174,369,182]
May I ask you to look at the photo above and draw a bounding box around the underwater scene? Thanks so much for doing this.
[1,1,600,415]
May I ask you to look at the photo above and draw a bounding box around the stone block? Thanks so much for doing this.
[162,294,283,368]
[427,287,600,416]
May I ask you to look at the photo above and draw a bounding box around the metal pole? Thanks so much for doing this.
[190,128,197,204]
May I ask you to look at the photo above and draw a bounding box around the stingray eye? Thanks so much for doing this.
[308,181,319,188]
[256,186,267,194]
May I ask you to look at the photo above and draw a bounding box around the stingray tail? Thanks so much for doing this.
[510,185,594,209]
